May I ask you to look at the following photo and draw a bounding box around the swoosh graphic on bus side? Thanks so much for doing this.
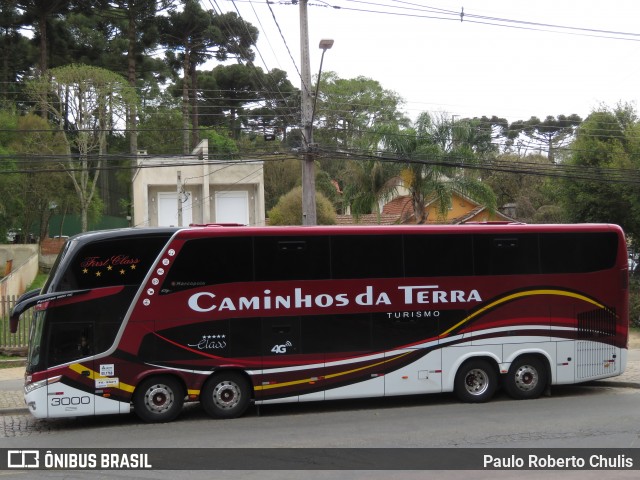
[254,351,413,391]
[68,363,135,393]
[440,288,613,338]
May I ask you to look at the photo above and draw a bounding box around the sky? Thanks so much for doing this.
[208,0,640,123]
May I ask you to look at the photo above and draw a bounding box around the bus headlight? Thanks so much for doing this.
[24,375,61,394]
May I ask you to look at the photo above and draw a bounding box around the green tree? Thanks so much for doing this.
[268,186,335,225]
[160,1,257,152]
[138,93,183,154]
[11,114,69,241]
[17,0,75,75]
[314,72,410,153]
[196,64,261,138]
[484,153,565,223]
[342,159,401,222]
[454,115,508,160]
[93,1,174,155]
[27,64,138,231]
[385,112,496,224]
[0,2,34,106]
[263,157,300,211]
[199,127,238,156]
[0,108,21,238]
[246,68,299,142]
[561,104,640,239]
[508,114,582,163]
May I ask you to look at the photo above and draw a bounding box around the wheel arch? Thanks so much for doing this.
[501,350,553,385]
[131,370,188,399]
[204,368,255,400]
[443,352,501,393]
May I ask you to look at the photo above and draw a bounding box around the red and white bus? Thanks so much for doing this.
[11,223,629,422]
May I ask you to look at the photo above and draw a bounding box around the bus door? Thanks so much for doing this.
[374,312,443,396]
[45,321,97,417]
[549,303,575,384]
[323,314,384,401]
[46,319,122,417]
[260,316,316,403]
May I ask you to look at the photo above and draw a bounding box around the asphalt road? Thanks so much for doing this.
[1,384,639,479]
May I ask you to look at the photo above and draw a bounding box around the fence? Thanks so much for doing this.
[0,294,31,350]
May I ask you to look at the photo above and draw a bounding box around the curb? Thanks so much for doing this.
[0,360,26,368]
[1,407,28,415]
[589,380,640,389]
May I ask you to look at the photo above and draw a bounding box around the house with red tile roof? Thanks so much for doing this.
[336,190,514,225]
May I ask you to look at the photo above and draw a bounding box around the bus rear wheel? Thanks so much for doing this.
[504,356,547,400]
[454,359,497,403]
[201,372,251,419]
[133,376,184,423]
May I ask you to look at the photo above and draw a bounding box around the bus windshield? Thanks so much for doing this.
[15,229,176,372]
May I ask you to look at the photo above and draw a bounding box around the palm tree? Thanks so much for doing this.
[342,158,401,223]
[384,112,496,224]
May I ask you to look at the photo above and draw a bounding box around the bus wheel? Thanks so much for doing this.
[454,359,497,403]
[201,372,251,419]
[133,376,184,423]
[504,356,547,400]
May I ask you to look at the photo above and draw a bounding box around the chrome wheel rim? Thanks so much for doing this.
[513,365,539,392]
[212,380,242,410]
[464,368,490,396]
[144,384,175,414]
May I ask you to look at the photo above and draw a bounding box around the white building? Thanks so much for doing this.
[132,140,265,227]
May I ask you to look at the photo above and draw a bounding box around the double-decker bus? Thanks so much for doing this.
[11,223,629,423]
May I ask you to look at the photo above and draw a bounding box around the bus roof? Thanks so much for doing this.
[173,223,624,239]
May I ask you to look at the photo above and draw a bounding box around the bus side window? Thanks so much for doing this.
[254,236,331,281]
[474,234,539,275]
[332,235,403,279]
[161,237,253,292]
[47,323,93,366]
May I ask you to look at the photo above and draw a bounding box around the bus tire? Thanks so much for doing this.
[133,376,184,423]
[454,359,497,403]
[504,356,547,400]
[201,372,251,419]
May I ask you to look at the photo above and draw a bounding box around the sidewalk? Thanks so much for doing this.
[1,351,639,416]
[0,365,26,415]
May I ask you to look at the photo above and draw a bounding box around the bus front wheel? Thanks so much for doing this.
[454,359,497,403]
[201,372,251,419]
[133,376,185,423]
[504,356,547,400]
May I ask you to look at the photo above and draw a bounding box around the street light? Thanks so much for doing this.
[301,38,333,225]
[311,39,334,125]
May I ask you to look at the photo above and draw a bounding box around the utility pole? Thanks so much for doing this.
[300,0,316,225]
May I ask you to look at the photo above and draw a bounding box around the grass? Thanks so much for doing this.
[26,272,48,291]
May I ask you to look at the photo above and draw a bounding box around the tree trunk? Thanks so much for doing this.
[127,8,138,156]
[38,14,47,74]
[412,192,427,224]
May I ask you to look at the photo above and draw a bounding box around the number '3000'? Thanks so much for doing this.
[51,396,91,406]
